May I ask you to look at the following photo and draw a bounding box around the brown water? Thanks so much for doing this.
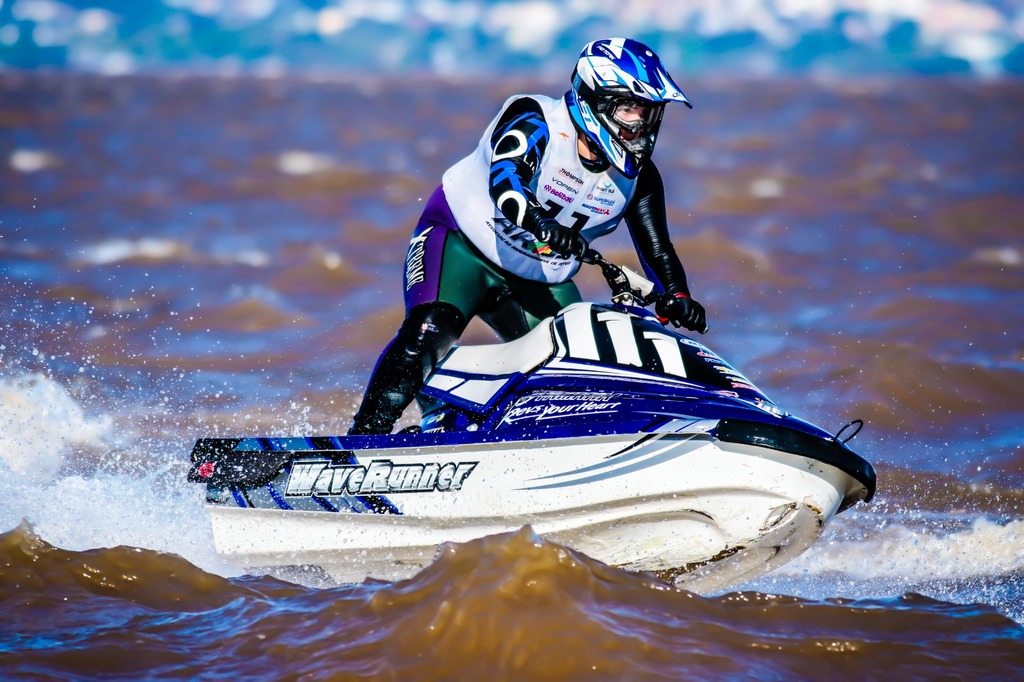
[3,523,1023,681]
[1,73,1023,678]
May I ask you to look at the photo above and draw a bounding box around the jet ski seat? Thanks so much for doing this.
[435,317,555,378]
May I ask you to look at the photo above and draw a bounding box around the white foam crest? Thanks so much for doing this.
[0,373,112,482]
[0,462,240,577]
[77,237,186,265]
[780,517,1024,579]
[74,237,270,268]
[974,245,1022,267]
[221,249,270,267]
[9,149,59,173]
[277,150,335,175]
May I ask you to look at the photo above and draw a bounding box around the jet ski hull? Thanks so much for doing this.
[189,294,875,590]
[194,417,872,592]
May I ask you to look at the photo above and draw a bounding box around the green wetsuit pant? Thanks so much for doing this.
[425,225,582,341]
[350,187,582,435]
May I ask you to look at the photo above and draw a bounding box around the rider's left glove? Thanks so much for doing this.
[655,292,708,333]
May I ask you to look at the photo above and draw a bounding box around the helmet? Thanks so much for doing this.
[566,38,691,179]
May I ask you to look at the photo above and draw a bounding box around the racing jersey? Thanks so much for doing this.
[443,94,637,284]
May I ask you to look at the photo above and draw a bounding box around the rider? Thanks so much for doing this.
[349,37,708,435]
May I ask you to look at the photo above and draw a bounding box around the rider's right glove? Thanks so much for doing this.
[655,292,708,334]
[535,219,588,259]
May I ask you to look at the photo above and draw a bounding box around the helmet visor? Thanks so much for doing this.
[597,97,663,157]
[611,100,659,139]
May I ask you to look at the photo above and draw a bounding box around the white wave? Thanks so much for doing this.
[1,467,238,577]
[75,237,270,268]
[277,150,335,175]
[973,245,1022,267]
[0,373,112,482]
[9,149,59,173]
[76,237,186,265]
[4,464,232,569]
[216,248,270,267]
[0,373,240,575]
[779,517,1024,579]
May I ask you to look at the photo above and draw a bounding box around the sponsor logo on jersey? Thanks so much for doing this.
[581,203,611,215]
[585,193,615,206]
[404,226,433,289]
[543,184,575,203]
[558,168,585,185]
[552,178,580,194]
[285,458,479,496]
[595,181,616,193]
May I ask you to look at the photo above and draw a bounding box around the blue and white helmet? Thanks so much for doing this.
[566,38,691,179]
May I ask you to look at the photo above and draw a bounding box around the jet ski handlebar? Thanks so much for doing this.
[581,247,710,334]
[580,247,661,308]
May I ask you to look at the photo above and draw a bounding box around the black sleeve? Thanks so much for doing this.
[623,162,691,296]
[487,97,551,235]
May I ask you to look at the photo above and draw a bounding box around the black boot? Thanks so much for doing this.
[348,302,466,435]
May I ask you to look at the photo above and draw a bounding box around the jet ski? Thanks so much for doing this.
[187,250,875,593]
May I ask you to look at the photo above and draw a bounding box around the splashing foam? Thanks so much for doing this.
[0,374,235,574]
[781,518,1024,579]
[0,373,112,482]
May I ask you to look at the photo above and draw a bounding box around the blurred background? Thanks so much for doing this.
[1,0,1024,649]
[1,0,1021,445]
[1,0,1023,77]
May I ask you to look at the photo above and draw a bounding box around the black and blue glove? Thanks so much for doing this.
[535,219,588,259]
[655,292,708,333]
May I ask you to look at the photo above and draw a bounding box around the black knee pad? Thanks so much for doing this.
[348,302,468,435]
[398,302,467,367]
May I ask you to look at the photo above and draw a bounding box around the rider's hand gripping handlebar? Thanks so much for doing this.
[582,248,709,334]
